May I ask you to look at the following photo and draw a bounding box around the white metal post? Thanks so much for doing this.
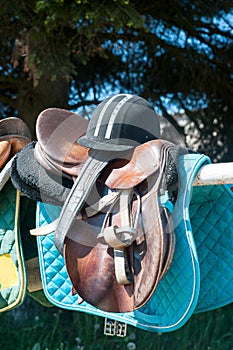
[193,162,233,186]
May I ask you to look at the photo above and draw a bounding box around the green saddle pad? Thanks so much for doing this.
[0,179,53,311]
[0,181,26,311]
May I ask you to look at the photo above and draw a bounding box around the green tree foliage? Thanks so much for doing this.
[0,0,232,160]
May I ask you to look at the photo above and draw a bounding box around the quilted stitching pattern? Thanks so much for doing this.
[191,185,233,312]
[0,181,26,311]
[37,206,100,313]
[37,204,199,331]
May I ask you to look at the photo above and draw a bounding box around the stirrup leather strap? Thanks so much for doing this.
[99,189,141,285]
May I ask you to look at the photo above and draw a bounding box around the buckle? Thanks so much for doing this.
[104,318,117,336]
[104,318,127,337]
[116,321,127,337]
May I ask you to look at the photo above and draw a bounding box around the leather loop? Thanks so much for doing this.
[101,225,137,249]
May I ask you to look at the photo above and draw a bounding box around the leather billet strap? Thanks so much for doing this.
[54,149,129,255]
[112,189,137,285]
[98,189,139,285]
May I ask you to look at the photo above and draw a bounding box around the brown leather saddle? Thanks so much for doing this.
[62,141,176,313]
[0,117,31,169]
[34,109,177,313]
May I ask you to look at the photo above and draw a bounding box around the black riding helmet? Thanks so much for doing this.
[78,94,161,151]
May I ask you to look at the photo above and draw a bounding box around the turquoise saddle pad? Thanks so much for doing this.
[36,153,233,332]
[191,183,233,312]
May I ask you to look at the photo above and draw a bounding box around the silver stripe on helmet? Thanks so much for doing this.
[105,94,133,139]
[94,94,127,137]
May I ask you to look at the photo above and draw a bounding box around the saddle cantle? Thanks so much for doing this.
[11,109,89,205]
[35,108,89,178]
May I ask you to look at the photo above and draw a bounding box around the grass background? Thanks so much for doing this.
[1,296,233,350]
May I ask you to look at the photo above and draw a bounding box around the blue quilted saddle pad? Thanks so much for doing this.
[36,154,233,332]
[36,152,209,333]
[36,201,199,333]
[192,184,233,313]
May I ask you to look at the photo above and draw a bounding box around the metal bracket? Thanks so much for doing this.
[104,318,127,337]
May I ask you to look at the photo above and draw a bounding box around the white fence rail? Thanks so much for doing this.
[193,163,233,186]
